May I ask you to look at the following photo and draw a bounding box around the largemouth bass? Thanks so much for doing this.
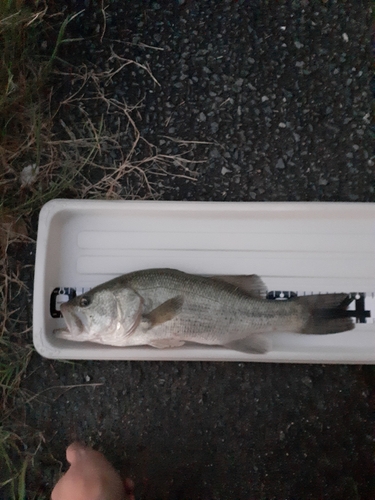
[55,268,354,354]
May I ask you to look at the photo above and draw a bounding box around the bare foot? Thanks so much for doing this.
[51,442,135,500]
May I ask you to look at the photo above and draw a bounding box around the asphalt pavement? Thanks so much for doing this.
[25,1,374,498]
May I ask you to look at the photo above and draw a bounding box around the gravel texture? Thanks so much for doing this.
[20,1,375,498]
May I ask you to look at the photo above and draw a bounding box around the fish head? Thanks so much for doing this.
[57,289,121,343]
[56,286,144,345]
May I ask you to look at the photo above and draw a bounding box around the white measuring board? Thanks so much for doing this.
[33,200,375,363]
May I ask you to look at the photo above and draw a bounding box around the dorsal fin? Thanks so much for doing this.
[211,274,267,298]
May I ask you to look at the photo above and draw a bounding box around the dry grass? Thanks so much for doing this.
[0,1,207,497]
[0,251,35,498]
[50,55,203,200]
[0,1,46,488]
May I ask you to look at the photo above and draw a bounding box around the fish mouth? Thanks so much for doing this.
[58,304,87,339]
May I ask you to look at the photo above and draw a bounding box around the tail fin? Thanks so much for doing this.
[295,294,354,335]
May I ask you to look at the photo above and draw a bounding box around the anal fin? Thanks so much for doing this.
[223,335,271,354]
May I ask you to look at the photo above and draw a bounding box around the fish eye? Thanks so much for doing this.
[79,296,91,308]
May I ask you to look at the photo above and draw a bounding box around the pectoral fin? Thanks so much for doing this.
[142,295,184,330]
[212,274,267,299]
[223,335,271,354]
[149,339,186,349]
